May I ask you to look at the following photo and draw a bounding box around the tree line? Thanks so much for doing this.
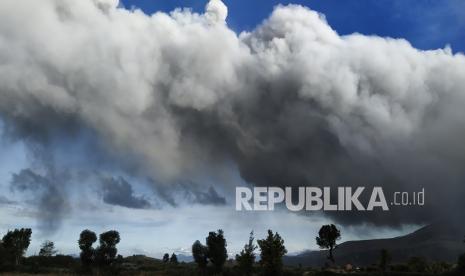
[0,224,341,274]
[0,228,123,270]
[190,225,341,276]
[2,223,465,275]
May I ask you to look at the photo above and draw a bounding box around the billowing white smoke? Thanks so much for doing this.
[1,0,465,224]
[205,0,228,24]
[0,0,244,180]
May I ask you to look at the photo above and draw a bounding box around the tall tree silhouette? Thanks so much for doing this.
[95,230,120,266]
[0,240,5,267]
[458,253,465,272]
[257,230,287,275]
[39,240,57,257]
[163,253,170,263]
[459,237,465,272]
[170,253,178,264]
[236,231,257,276]
[408,256,428,272]
[206,229,227,273]
[2,228,32,266]
[78,229,97,266]
[316,224,341,263]
[192,240,208,272]
[379,248,391,272]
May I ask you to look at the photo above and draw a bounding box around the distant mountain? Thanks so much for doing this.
[284,221,465,267]
[124,254,163,264]
[125,253,193,264]
[176,254,194,263]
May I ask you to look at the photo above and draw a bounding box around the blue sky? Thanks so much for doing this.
[121,0,465,53]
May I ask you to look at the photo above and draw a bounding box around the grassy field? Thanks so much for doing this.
[0,254,463,276]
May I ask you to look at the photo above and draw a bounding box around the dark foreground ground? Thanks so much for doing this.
[0,254,464,276]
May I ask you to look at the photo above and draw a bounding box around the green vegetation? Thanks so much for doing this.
[1,228,32,266]
[39,240,58,257]
[235,231,257,276]
[170,253,178,264]
[95,230,121,266]
[379,249,392,272]
[0,225,464,275]
[316,224,341,263]
[192,239,209,273]
[163,253,170,263]
[206,229,227,273]
[78,229,97,267]
[257,229,287,275]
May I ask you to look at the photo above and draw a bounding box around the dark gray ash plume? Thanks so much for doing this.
[10,168,69,233]
[0,0,465,228]
[101,176,151,209]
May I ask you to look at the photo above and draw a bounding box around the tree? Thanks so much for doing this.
[206,229,227,273]
[379,248,391,272]
[408,256,428,272]
[457,253,465,272]
[0,240,6,266]
[316,224,341,263]
[78,229,97,266]
[115,254,124,265]
[236,231,257,276]
[39,240,58,257]
[95,230,120,266]
[459,237,465,272]
[257,230,287,275]
[2,228,32,266]
[163,253,170,263]
[170,253,178,264]
[192,240,208,271]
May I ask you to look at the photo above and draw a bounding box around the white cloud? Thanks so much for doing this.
[205,0,228,24]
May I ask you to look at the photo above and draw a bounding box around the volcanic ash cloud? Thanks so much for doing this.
[0,0,465,226]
